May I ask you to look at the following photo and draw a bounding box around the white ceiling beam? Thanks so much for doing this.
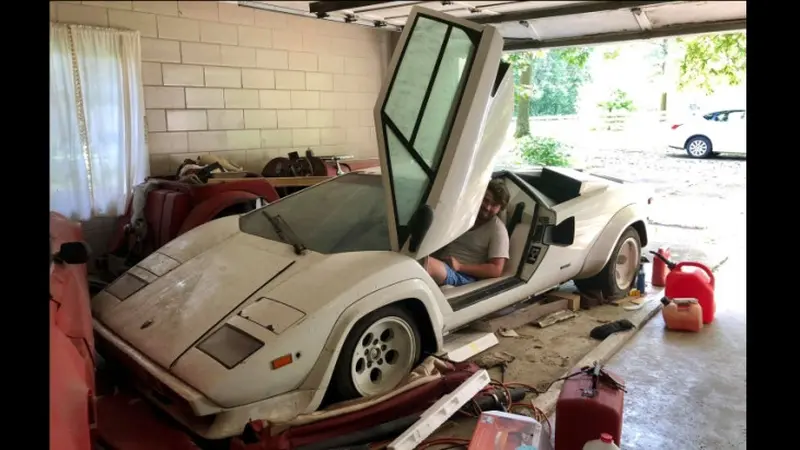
[631,7,654,31]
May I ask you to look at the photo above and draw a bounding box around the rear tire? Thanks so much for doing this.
[685,136,712,158]
[329,305,421,402]
[575,227,641,300]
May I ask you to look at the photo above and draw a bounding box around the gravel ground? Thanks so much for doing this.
[577,144,746,268]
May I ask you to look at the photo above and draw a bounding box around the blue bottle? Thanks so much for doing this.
[636,265,646,293]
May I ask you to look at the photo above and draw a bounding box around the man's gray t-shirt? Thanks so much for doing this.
[437,216,510,266]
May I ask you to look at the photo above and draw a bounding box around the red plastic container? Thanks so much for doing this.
[664,261,715,324]
[651,247,671,287]
[662,298,703,332]
[554,366,625,450]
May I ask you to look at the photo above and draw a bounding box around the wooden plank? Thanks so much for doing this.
[546,291,581,311]
[206,176,332,187]
[472,298,569,333]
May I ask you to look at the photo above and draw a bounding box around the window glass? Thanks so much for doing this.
[386,126,430,228]
[239,174,390,254]
[414,28,474,169]
[384,18,448,141]
[379,16,479,245]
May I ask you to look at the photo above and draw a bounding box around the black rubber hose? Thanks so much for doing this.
[295,387,528,450]
[649,250,677,269]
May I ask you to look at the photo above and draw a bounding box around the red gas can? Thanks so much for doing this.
[664,261,715,324]
[554,364,626,450]
[651,247,671,287]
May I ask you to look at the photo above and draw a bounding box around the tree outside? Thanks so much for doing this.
[503,48,592,167]
[501,31,747,169]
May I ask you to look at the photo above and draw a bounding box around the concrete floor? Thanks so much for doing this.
[603,252,746,449]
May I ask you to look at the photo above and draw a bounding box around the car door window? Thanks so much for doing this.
[381,16,478,243]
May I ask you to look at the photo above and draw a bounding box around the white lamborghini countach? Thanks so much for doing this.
[91,7,650,440]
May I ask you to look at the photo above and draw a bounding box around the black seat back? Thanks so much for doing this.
[507,202,525,235]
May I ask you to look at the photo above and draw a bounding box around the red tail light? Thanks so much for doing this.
[670,124,682,130]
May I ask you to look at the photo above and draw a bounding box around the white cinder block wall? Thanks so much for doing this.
[51,1,397,176]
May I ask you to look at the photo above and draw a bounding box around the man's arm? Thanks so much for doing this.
[455,257,506,279]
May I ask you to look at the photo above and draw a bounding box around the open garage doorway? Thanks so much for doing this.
[496,30,746,274]
[238,0,747,270]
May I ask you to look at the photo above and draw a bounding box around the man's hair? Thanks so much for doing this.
[487,179,510,211]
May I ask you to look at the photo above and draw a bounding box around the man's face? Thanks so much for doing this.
[478,190,502,221]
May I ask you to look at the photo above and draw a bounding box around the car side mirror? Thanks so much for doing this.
[543,216,575,247]
[407,205,433,253]
[53,241,90,265]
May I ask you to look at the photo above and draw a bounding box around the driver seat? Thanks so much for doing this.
[440,201,527,294]
[506,202,525,236]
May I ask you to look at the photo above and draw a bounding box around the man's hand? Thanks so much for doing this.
[455,257,506,280]
[444,256,462,272]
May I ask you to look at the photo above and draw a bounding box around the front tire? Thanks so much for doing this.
[575,227,641,300]
[685,136,712,158]
[329,305,422,401]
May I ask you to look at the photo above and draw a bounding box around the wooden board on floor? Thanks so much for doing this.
[545,291,581,311]
[472,298,569,333]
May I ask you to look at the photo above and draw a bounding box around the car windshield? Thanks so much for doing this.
[239,174,391,254]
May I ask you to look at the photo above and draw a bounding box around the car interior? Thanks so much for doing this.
[433,167,586,312]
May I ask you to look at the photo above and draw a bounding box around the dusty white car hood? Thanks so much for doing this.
[93,226,297,369]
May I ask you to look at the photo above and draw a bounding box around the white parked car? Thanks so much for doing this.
[667,109,747,158]
[91,7,650,440]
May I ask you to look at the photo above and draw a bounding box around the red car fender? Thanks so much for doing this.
[178,190,259,235]
[51,304,93,450]
[50,213,95,450]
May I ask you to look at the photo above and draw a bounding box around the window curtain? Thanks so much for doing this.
[50,23,149,221]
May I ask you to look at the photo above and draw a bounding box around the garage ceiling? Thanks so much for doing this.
[237,1,746,50]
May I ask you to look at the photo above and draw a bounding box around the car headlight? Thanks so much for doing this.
[106,273,148,300]
[197,325,264,369]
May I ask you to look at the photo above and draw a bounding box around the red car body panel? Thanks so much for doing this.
[50,212,95,450]
[50,212,201,450]
[107,179,280,260]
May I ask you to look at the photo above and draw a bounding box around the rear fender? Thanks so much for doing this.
[299,278,443,412]
[177,191,258,235]
[576,204,648,279]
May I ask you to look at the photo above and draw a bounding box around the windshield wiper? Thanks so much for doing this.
[261,210,307,255]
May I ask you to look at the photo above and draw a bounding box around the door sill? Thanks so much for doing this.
[447,277,523,312]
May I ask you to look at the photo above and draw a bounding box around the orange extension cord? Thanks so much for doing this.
[367,379,553,450]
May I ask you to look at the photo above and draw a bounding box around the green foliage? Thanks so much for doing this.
[516,136,571,167]
[677,32,746,94]
[503,47,593,138]
[597,89,636,113]
[603,48,620,60]
[503,51,544,105]
[528,47,593,116]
